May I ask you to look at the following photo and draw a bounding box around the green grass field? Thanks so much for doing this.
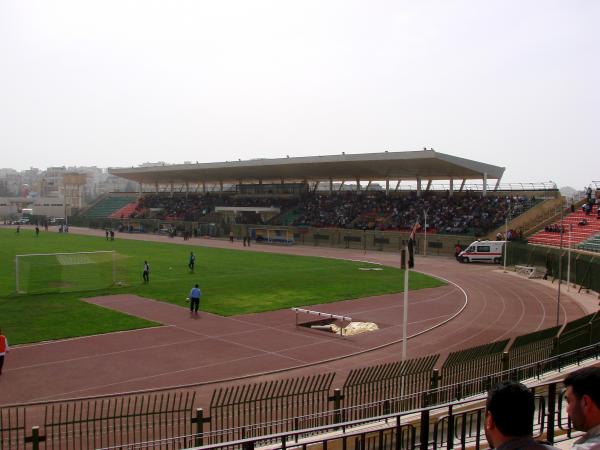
[0,227,444,344]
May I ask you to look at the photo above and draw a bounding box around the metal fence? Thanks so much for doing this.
[507,242,600,295]
[439,340,509,402]
[179,364,593,450]
[208,373,335,444]
[342,355,439,421]
[43,392,196,450]
[0,407,26,450]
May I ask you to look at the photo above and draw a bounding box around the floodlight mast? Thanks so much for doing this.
[503,206,512,273]
[423,209,428,257]
[15,256,20,293]
[402,245,409,361]
[567,224,572,292]
[556,204,564,328]
[113,251,117,286]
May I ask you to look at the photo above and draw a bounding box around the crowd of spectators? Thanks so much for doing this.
[290,191,536,235]
[127,191,537,236]
[582,185,599,217]
[545,224,566,233]
[130,193,295,222]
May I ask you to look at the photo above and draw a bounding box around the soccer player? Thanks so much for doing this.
[142,261,150,283]
[188,252,196,272]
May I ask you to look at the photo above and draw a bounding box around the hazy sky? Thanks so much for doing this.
[1,1,598,188]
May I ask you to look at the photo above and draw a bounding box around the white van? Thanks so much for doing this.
[458,240,505,264]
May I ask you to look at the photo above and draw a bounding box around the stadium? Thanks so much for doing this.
[1,150,599,450]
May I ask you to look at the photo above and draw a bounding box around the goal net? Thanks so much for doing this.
[252,228,295,244]
[15,251,127,294]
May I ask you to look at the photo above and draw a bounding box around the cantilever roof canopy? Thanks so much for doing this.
[108,150,505,185]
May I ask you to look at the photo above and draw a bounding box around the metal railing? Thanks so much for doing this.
[89,343,600,450]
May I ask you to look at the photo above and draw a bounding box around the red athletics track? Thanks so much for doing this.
[0,227,590,406]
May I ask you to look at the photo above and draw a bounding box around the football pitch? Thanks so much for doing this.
[0,227,444,344]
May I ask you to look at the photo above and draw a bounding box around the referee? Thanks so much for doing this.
[188,284,202,316]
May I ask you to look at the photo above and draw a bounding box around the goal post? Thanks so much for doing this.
[15,250,125,294]
[252,228,295,244]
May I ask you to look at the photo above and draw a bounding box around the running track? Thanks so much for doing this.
[0,228,588,406]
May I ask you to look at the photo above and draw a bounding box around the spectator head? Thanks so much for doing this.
[564,367,600,432]
[485,381,535,448]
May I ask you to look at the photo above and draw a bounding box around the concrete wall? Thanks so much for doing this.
[234,224,474,257]
[0,197,66,218]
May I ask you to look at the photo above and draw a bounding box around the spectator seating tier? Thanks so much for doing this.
[83,196,138,219]
[110,200,139,219]
[528,205,600,248]
[577,233,600,253]
[123,192,540,237]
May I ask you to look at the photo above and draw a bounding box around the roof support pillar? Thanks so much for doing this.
[314,181,320,192]
[416,177,422,197]
[482,173,488,197]
[426,180,432,191]
[258,179,262,184]
[281,178,285,184]
[365,181,372,190]
[449,178,454,197]
[385,179,389,196]
[494,177,502,191]
[220,181,223,192]
[170,182,174,198]
[185,182,189,198]
[139,182,143,197]
[155,182,159,194]
[329,178,333,194]
[459,179,466,192]
[356,178,361,191]
[202,182,207,193]
[339,181,345,191]
[395,180,401,191]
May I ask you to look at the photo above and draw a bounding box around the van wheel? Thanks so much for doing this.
[461,257,469,263]
[494,257,501,264]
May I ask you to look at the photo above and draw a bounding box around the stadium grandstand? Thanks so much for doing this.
[3,152,600,450]
[78,150,563,252]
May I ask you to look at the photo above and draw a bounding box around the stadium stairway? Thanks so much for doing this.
[82,195,138,219]
[110,200,139,219]
[528,205,600,248]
